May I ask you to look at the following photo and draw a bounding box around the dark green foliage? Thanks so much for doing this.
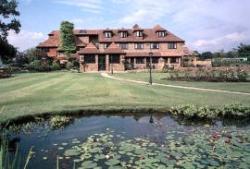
[200,51,213,60]
[0,0,21,38]
[59,21,76,54]
[167,69,249,82]
[51,61,61,71]
[237,43,250,60]
[170,104,250,119]
[66,61,74,70]
[0,0,21,64]
[0,38,17,64]
[26,59,51,72]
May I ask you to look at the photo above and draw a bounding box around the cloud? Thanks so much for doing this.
[54,0,102,13]
[7,30,46,51]
[192,32,248,51]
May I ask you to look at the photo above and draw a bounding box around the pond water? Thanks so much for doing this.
[2,113,250,169]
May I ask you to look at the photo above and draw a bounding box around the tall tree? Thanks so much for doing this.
[200,51,213,60]
[0,0,21,39]
[237,43,250,60]
[59,21,76,55]
[0,0,21,63]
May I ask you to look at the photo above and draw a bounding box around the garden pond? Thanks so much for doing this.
[1,113,250,169]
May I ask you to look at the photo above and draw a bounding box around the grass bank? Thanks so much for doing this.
[0,72,250,123]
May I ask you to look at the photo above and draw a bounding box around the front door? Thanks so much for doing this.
[98,55,106,71]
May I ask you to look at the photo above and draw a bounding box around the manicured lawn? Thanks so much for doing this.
[114,72,250,93]
[0,72,250,123]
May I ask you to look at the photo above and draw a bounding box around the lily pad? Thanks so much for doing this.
[64,149,81,156]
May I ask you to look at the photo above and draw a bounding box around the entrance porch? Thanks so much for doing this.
[79,54,125,72]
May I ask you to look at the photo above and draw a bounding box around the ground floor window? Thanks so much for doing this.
[152,57,159,63]
[109,55,120,64]
[170,58,179,63]
[136,58,145,64]
[84,54,96,63]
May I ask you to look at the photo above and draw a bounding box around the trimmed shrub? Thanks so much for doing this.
[66,62,74,70]
[51,62,61,71]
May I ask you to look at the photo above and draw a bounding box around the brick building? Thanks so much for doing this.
[37,24,188,72]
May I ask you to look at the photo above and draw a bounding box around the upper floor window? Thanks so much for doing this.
[120,31,128,38]
[135,43,144,49]
[119,43,128,49]
[150,43,159,49]
[104,32,112,38]
[157,31,166,37]
[135,31,143,37]
[168,42,177,49]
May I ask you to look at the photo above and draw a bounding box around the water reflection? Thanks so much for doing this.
[1,113,250,169]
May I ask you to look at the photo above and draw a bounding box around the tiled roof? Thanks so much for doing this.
[78,43,99,54]
[153,24,166,32]
[103,42,124,54]
[38,24,184,48]
[98,28,184,43]
[37,31,60,47]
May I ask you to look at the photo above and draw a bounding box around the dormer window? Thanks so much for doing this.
[157,31,166,37]
[135,31,143,37]
[120,31,128,38]
[104,32,112,38]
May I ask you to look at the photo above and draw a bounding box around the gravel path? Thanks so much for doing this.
[101,73,250,96]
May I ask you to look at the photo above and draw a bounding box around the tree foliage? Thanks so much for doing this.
[237,43,250,59]
[59,21,76,54]
[0,0,21,63]
[0,0,21,39]
[0,37,16,63]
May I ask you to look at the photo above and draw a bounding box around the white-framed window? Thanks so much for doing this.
[120,31,128,38]
[134,43,144,49]
[104,32,112,38]
[150,43,159,49]
[168,42,177,49]
[135,31,143,37]
[119,43,128,49]
[157,31,166,37]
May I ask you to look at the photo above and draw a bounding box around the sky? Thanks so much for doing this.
[6,0,250,52]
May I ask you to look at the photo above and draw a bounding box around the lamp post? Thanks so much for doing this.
[149,52,153,85]
[110,55,113,75]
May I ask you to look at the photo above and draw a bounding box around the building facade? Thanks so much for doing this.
[37,24,188,72]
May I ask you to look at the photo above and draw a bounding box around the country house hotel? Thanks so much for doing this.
[38,24,189,72]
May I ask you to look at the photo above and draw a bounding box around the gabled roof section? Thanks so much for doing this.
[37,31,60,48]
[78,43,99,54]
[133,24,143,31]
[104,42,124,54]
[153,24,166,32]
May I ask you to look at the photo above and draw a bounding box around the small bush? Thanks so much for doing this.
[50,62,61,71]
[27,60,50,72]
[66,62,74,70]
[49,116,73,129]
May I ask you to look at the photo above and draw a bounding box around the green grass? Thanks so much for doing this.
[113,72,250,93]
[0,72,250,123]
